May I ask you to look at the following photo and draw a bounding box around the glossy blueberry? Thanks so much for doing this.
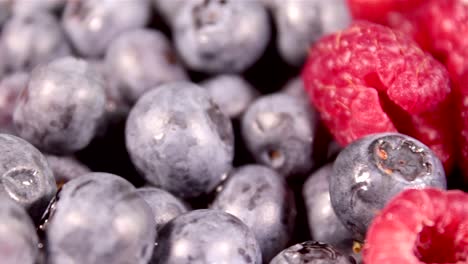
[173,0,270,73]
[0,72,29,135]
[153,209,262,264]
[242,93,316,177]
[0,134,56,222]
[152,0,186,25]
[1,11,71,72]
[45,154,90,187]
[46,172,156,264]
[201,74,258,119]
[273,0,351,66]
[126,82,234,198]
[330,132,447,241]
[0,196,39,264]
[62,0,150,58]
[211,165,296,262]
[105,29,187,105]
[13,57,106,154]
[270,241,356,264]
[303,164,357,259]
[136,186,189,232]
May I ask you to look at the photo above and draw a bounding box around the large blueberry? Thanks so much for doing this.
[270,241,356,264]
[242,93,317,177]
[126,82,234,198]
[201,74,258,119]
[0,134,56,222]
[330,132,447,241]
[273,0,351,66]
[173,0,270,73]
[153,209,262,264]
[0,196,39,264]
[1,11,71,72]
[211,165,296,262]
[62,0,150,57]
[45,173,156,264]
[105,29,187,105]
[13,57,106,154]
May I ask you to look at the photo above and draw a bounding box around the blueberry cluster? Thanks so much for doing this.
[0,1,462,264]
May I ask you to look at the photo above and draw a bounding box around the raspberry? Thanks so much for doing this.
[302,21,455,171]
[363,188,468,264]
[347,0,425,25]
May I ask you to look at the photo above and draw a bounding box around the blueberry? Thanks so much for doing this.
[211,165,296,262]
[105,29,188,105]
[0,71,29,135]
[1,11,71,72]
[0,134,56,222]
[242,93,317,177]
[12,0,66,15]
[45,154,90,187]
[151,0,186,25]
[136,186,189,232]
[153,209,262,264]
[125,82,234,198]
[201,74,258,119]
[330,132,447,241]
[173,0,270,73]
[13,56,106,154]
[62,0,150,58]
[0,196,39,264]
[270,241,356,264]
[273,0,351,66]
[303,164,358,259]
[45,172,156,264]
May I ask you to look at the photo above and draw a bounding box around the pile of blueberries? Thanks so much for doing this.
[0,1,465,264]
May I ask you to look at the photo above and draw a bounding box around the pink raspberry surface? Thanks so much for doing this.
[301,21,455,171]
[347,0,425,25]
[363,188,468,264]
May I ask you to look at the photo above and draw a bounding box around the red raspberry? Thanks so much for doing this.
[347,0,425,25]
[363,188,468,264]
[301,21,455,171]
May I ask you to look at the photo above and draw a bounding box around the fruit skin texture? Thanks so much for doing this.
[125,82,234,198]
[211,165,296,262]
[0,72,29,135]
[269,241,356,264]
[173,0,270,73]
[13,57,106,154]
[45,154,90,186]
[0,134,56,223]
[0,196,39,264]
[363,188,468,264]
[302,21,454,171]
[347,0,425,25]
[330,133,446,242]
[153,209,262,264]
[46,173,156,264]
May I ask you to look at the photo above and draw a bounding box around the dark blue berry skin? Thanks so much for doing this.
[303,164,358,260]
[242,93,317,177]
[269,241,356,264]
[0,134,56,223]
[1,11,71,72]
[153,209,262,264]
[45,172,156,264]
[330,132,447,241]
[211,165,296,262]
[126,82,234,198]
[45,155,90,187]
[0,196,39,264]
[62,0,150,58]
[173,0,270,73]
[13,57,106,154]
[201,75,258,119]
[105,29,187,105]
[0,72,29,135]
[136,186,189,232]
[272,0,351,66]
